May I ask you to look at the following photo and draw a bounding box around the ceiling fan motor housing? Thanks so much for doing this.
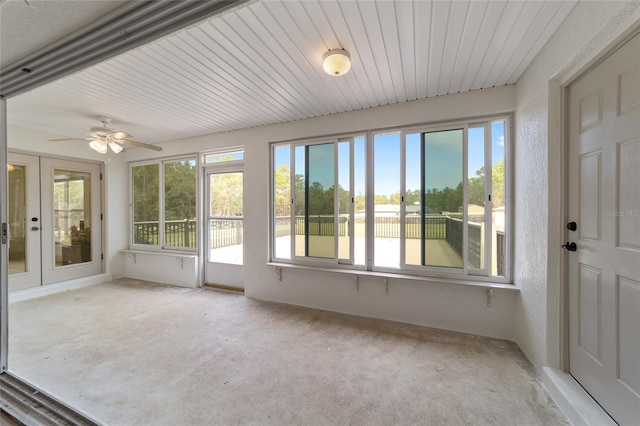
[89,126,113,135]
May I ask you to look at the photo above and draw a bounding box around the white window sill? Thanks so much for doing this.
[266,262,518,291]
[121,249,197,259]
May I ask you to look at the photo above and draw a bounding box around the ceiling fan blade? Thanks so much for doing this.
[118,139,163,151]
[48,138,93,142]
[109,131,132,139]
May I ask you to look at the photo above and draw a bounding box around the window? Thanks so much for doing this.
[204,150,244,163]
[272,117,509,281]
[131,157,197,250]
[272,137,366,264]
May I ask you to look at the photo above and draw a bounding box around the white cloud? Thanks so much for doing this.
[496,135,504,147]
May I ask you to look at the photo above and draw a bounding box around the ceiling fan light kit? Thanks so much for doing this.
[89,139,108,154]
[49,115,162,154]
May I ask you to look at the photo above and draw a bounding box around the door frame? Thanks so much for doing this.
[557,24,640,375]
[6,151,106,290]
[40,157,103,285]
[7,153,42,291]
[202,160,245,289]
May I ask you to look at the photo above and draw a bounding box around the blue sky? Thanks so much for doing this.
[274,120,505,196]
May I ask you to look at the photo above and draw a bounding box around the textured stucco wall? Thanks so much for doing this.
[514,1,640,368]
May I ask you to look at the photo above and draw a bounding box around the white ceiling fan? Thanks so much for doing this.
[49,115,162,153]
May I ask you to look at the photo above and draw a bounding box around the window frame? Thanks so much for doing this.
[286,137,358,266]
[270,115,512,284]
[129,155,199,252]
[202,148,245,267]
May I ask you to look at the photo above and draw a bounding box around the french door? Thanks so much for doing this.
[8,154,102,291]
[204,168,244,289]
[7,153,41,291]
[568,32,640,425]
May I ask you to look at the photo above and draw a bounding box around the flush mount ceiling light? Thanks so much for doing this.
[323,49,351,76]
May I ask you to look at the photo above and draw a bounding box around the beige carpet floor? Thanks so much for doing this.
[8,279,567,425]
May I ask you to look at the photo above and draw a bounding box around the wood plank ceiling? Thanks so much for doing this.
[7,0,577,144]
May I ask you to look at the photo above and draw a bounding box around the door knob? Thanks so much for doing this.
[562,242,577,251]
[31,226,40,231]
[567,221,577,231]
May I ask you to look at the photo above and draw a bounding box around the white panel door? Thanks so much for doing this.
[7,153,41,291]
[568,33,640,425]
[40,158,102,285]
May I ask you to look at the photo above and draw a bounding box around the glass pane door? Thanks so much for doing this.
[41,158,101,285]
[205,169,244,289]
[8,153,41,292]
[9,164,27,273]
[208,172,243,265]
[53,169,92,266]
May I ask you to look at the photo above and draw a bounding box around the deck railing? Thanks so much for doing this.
[133,219,196,248]
[135,216,492,271]
[209,217,243,249]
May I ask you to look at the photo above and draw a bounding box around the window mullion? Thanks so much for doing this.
[159,161,165,248]
[484,124,493,274]
[289,146,295,260]
[365,131,375,270]
[400,131,407,268]
[333,142,339,264]
[349,138,355,264]
[462,125,469,274]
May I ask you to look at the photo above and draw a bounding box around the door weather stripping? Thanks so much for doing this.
[0,0,247,98]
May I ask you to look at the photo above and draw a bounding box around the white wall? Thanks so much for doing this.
[513,1,640,368]
[126,85,519,340]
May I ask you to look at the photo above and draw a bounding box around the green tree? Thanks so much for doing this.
[209,172,243,216]
[491,160,505,207]
[164,160,196,220]
[294,173,305,215]
[468,166,485,206]
[354,192,366,212]
[375,194,390,204]
[132,163,159,222]
[467,160,505,208]
[274,164,291,217]
[338,185,350,214]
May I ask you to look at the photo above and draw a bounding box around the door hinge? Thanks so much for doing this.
[101,213,103,220]
[100,173,103,180]
[101,253,104,260]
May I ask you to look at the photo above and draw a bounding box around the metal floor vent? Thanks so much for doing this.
[0,373,101,426]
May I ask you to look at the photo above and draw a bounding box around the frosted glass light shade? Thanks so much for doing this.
[89,140,108,154]
[109,142,124,153]
[323,49,351,76]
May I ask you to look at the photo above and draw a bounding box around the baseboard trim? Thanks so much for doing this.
[204,282,244,294]
[9,274,112,304]
[541,367,615,426]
